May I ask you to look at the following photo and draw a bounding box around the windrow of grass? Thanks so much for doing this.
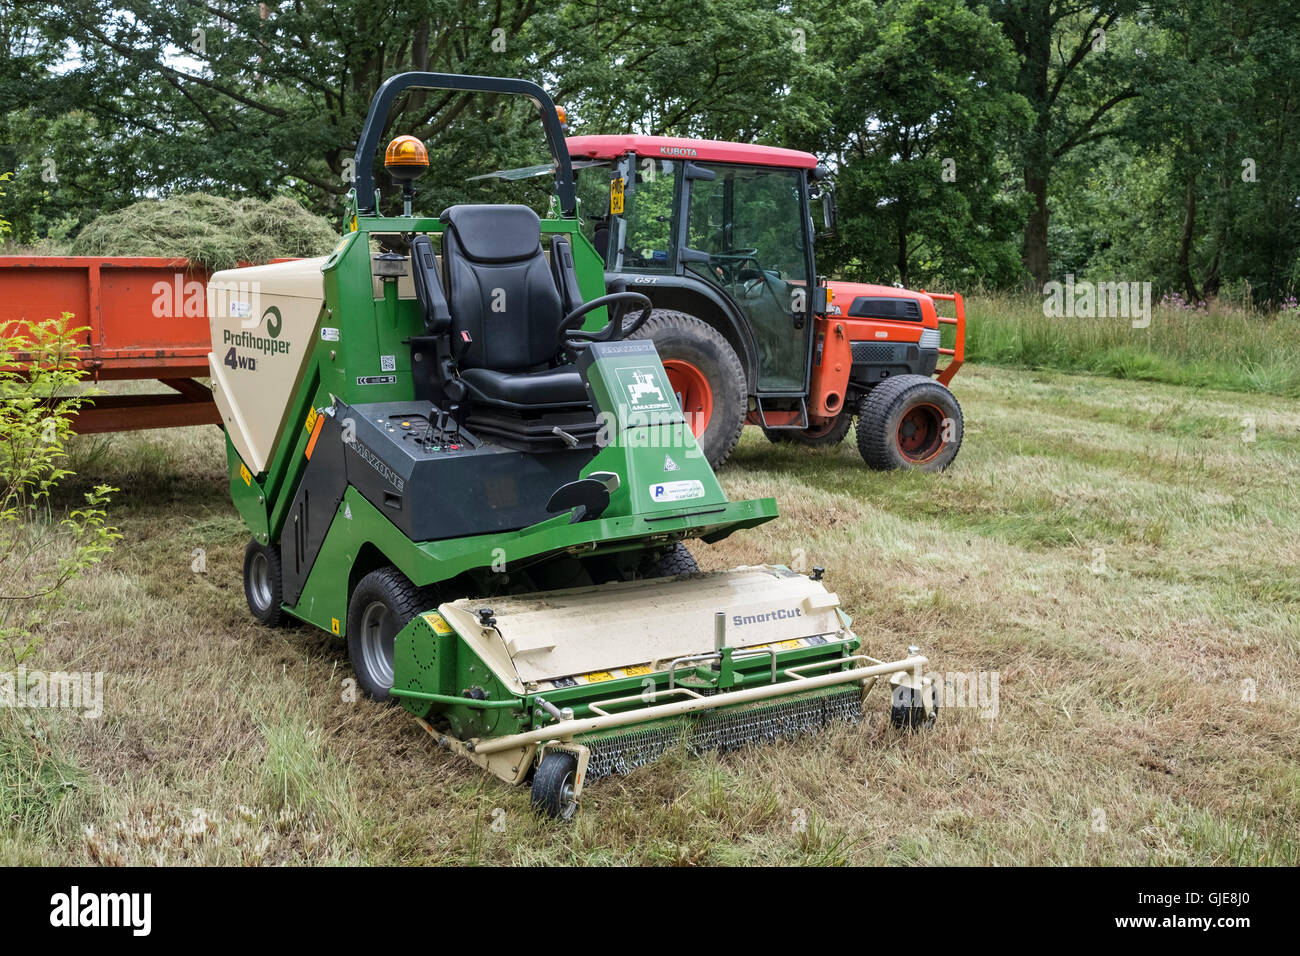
[957,293,1300,398]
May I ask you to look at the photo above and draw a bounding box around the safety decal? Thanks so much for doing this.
[649,479,705,502]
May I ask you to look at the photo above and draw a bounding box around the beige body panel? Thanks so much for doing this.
[439,566,847,694]
[207,257,327,474]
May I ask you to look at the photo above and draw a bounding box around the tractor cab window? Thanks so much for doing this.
[684,164,811,391]
[618,159,677,272]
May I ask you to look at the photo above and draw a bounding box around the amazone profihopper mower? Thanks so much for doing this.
[209,73,936,818]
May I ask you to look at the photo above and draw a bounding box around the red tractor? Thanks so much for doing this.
[559,134,966,470]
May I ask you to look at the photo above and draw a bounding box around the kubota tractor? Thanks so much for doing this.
[554,136,968,471]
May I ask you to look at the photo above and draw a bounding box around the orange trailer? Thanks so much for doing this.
[0,256,226,433]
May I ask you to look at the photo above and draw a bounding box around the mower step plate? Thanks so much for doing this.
[439,565,845,689]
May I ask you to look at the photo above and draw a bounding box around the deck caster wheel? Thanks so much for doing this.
[243,539,284,627]
[531,751,580,820]
[890,683,939,731]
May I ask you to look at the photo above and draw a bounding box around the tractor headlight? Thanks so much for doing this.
[919,328,941,350]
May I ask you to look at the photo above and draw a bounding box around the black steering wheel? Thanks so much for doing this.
[557,292,653,350]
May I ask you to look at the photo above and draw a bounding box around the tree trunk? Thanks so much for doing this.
[1022,171,1050,290]
[1176,176,1201,302]
[897,215,909,288]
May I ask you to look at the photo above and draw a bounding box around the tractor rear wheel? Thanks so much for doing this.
[346,566,433,702]
[762,412,853,448]
[243,539,285,627]
[856,375,963,471]
[627,310,746,469]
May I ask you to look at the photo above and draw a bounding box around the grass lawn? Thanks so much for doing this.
[3,363,1297,865]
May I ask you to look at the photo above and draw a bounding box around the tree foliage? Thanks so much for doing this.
[0,0,1295,304]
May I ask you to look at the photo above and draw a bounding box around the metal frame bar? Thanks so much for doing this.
[352,72,577,218]
[469,654,927,756]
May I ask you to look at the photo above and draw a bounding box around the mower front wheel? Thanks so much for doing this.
[531,751,580,820]
[243,539,285,627]
[346,567,433,702]
[637,542,699,578]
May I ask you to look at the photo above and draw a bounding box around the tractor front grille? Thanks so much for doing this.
[580,687,863,780]
[851,342,906,365]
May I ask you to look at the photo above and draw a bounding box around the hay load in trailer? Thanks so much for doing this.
[0,194,338,433]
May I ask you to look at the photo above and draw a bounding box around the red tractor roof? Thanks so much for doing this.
[566,135,819,170]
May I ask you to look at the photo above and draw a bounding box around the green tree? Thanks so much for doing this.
[991,0,1142,289]
[29,1,559,221]
[792,0,1030,289]
[529,0,830,141]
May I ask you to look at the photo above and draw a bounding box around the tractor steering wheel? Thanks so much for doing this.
[557,292,653,350]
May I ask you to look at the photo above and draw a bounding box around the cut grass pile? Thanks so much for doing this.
[68,193,338,269]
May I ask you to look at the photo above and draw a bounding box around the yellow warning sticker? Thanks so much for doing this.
[331,617,340,635]
[609,177,625,215]
[622,663,653,677]
[582,670,615,683]
[423,613,454,636]
[304,406,319,433]
[238,463,252,487]
[775,639,803,650]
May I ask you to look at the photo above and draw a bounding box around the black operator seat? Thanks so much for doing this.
[438,204,589,410]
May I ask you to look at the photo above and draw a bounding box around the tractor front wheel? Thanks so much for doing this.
[346,567,433,702]
[627,310,746,469]
[243,539,285,627]
[857,375,963,471]
[531,751,580,820]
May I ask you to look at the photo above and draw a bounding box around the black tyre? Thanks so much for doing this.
[243,539,285,627]
[763,412,853,448]
[346,566,433,702]
[627,309,746,469]
[637,542,699,578]
[890,684,939,731]
[531,751,580,820]
[857,374,962,471]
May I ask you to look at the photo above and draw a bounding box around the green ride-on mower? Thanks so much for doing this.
[209,72,937,819]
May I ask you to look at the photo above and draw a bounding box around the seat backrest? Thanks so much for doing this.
[440,204,562,372]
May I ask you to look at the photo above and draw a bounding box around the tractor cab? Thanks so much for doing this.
[566,137,827,396]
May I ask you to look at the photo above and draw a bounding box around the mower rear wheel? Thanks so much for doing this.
[762,412,853,447]
[627,310,746,469]
[890,684,939,731]
[638,542,699,578]
[346,567,432,702]
[243,539,285,627]
[531,751,580,820]
[857,374,962,471]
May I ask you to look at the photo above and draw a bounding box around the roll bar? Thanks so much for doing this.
[352,72,577,219]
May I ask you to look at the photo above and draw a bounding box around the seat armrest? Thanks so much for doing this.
[411,234,451,333]
[550,235,586,315]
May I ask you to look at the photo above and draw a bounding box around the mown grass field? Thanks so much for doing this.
[2,361,1298,865]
